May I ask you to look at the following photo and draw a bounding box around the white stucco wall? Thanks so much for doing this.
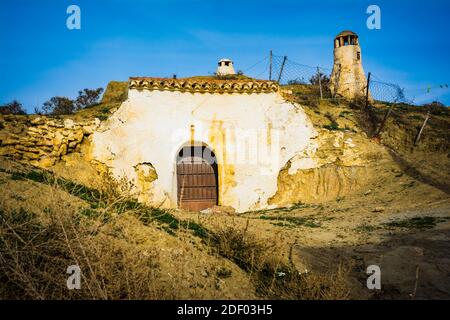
[91,88,317,212]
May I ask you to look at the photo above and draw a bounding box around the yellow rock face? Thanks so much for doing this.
[134,163,158,204]
[38,156,56,168]
[270,164,371,205]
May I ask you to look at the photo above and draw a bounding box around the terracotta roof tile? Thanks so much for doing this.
[129,77,279,94]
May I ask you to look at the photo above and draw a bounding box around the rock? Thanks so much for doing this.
[202,205,236,215]
[74,130,84,141]
[82,121,100,134]
[372,207,385,213]
[44,132,55,139]
[37,139,54,147]
[68,141,78,149]
[1,138,19,146]
[27,127,40,133]
[30,117,45,125]
[344,138,356,148]
[200,270,209,277]
[39,156,56,168]
[23,152,40,160]
[64,119,75,129]
[0,146,18,156]
[53,132,64,146]
[200,208,213,214]
[58,144,68,156]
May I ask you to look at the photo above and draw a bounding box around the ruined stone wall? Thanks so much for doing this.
[0,115,100,168]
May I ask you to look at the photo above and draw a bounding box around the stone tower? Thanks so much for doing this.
[329,31,367,99]
[216,58,236,76]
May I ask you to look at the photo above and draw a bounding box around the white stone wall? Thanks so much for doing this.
[91,89,317,212]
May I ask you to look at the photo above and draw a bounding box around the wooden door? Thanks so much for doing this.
[177,152,218,211]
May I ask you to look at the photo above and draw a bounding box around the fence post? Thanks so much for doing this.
[374,103,395,137]
[269,50,273,81]
[277,56,287,84]
[414,109,431,146]
[363,72,372,111]
[333,64,341,99]
[317,67,323,100]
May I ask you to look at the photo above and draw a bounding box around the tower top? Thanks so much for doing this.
[334,30,359,48]
[335,30,358,39]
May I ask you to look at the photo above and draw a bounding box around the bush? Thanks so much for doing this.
[310,72,330,86]
[0,100,26,115]
[42,96,75,115]
[38,87,104,115]
[75,88,104,109]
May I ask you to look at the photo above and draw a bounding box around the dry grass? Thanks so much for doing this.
[0,159,352,300]
[0,207,165,299]
[0,172,173,299]
[0,165,233,299]
[205,219,351,300]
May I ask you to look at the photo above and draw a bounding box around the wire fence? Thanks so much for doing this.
[243,53,449,107]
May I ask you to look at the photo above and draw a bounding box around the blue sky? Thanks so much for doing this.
[1,0,449,112]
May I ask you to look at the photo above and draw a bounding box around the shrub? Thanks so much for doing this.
[75,88,104,109]
[42,96,75,115]
[0,100,26,115]
[39,87,104,115]
[309,72,330,87]
[208,222,350,299]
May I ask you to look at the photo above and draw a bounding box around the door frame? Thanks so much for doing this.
[174,142,219,210]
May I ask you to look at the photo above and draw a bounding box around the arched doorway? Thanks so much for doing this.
[176,145,218,211]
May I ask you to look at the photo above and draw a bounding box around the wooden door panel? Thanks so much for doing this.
[177,162,218,211]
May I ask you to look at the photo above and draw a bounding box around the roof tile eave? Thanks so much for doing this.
[128,77,279,94]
